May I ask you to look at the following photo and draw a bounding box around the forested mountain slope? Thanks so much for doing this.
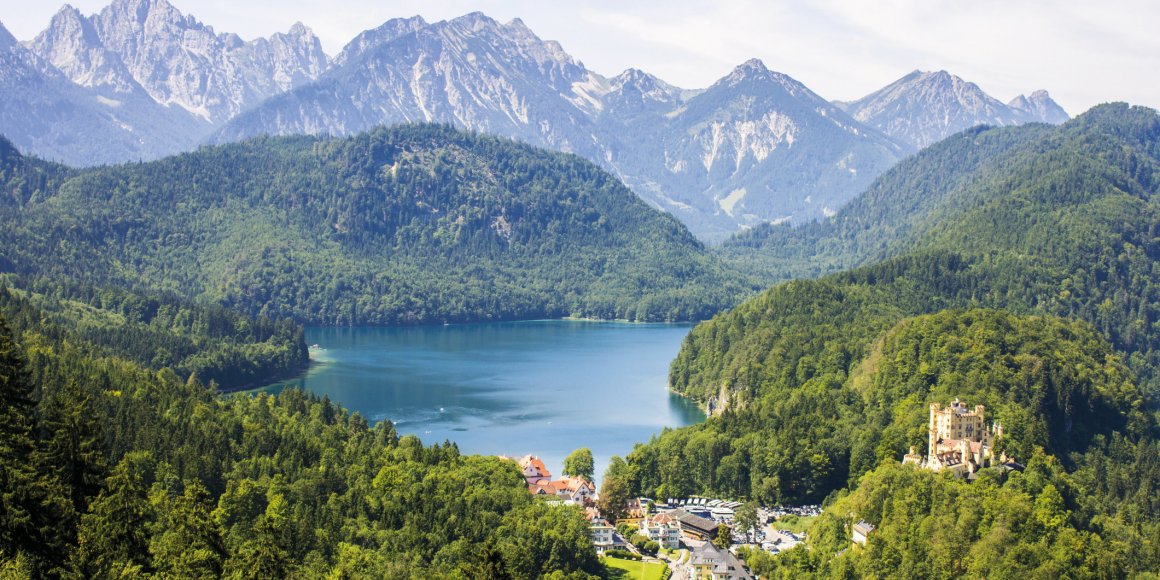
[0,125,750,325]
[0,275,306,390]
[712,104,1160,394]
[724,103,1158,278]
[0,290,599,577]
[609,104,1160,576]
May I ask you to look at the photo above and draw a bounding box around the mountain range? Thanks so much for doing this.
[1,0,1069,239]
[836,69,1071,148]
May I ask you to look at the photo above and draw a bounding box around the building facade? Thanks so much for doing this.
[640,512,682,549]
[903,399,1004,477]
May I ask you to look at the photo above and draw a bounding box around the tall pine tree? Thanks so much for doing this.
[0,315,72,572]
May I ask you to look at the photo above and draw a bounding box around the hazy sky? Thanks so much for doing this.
[1,0,1156,115]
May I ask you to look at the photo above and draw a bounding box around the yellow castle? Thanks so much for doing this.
[903,399,1003,477]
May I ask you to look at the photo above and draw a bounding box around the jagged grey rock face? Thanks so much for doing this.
[0,18,201,166]
[839,70,1069,149]
[31,0,328,123]
[1008,90,1070,125]
[217,13,603,160]
[5,0,330,166]
[635,59,907,238]
[215,18,906,240]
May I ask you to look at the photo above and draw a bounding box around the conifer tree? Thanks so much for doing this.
[73,452,155,577]
[0,315,72,572]
[150,480,228,579]
[41,379,108,517]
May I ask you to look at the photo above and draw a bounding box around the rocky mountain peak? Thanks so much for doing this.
[101,0,196,34]
[910,70,987,99]
[717,58,819,103]
[31,3,138,93]
[27,0,330,123]
[504,17,533,35]
[727,58,771,82]
[611,68,662,90]
[0,20,18,50]
[450,11,498,33]
[1008,90,1069,124]
[602,68,682,113]
[50,4,86,28]
[287,21,311,38]
[842,69,1033,148]
[333,15,426,66]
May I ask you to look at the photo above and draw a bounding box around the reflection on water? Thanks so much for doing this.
[259,320,705,478]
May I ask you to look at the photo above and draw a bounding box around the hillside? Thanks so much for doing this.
[0,275,306,390]
[725,103,1159,281]
[0,289,598,578]
[0,124,749,325]
[688,103,1160,412]
[609,104,1160,575]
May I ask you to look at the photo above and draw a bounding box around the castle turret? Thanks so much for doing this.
[928,402,942,467]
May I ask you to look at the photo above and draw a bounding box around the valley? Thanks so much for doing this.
[0,1,1157,578]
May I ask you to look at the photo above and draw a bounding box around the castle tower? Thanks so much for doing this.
[927,402,941,467]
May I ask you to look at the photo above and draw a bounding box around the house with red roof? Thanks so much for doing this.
[528,476,596,505]
[511,454,552,485]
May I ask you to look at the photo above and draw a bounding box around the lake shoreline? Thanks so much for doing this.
[247,321,706,480]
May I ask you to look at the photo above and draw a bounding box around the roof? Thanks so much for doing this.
[517,454,551,477]
[559,476,595,492]
[691,543,753,579]
[939,439,984,453]
[621,498,645,518]
[671,509,718,534]
[590,516,612,528]
[691,542,725,564]
[934,450,965,466]
[647,512,679,526]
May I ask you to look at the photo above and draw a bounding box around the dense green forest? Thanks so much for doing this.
[0,126,751,325]
[680,104,1160,407]
[608,104,1160,575]
[0,276,306,390]
[0,285,599,577]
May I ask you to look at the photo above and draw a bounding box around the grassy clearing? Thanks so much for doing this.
[771,514,817,534]
[602,556,667,580]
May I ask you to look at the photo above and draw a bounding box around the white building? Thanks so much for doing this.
[640,512,682,549]
[591,516,614,550]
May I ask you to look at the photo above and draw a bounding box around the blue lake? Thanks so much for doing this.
[259,320,704,479]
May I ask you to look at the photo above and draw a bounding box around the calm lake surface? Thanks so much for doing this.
[259,320,705,478]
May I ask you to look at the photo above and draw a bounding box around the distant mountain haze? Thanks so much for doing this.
[1,0,1069,239]
[836,69,1068,149]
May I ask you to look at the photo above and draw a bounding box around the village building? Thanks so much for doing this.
[509,454,552,485]
[670,508,720,542]
[903,399,1004,478]
[618,498,646,525]
[528,476,596,505]
[590,516,615,551]
[640,512,682,549]
[687,542,753,580]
